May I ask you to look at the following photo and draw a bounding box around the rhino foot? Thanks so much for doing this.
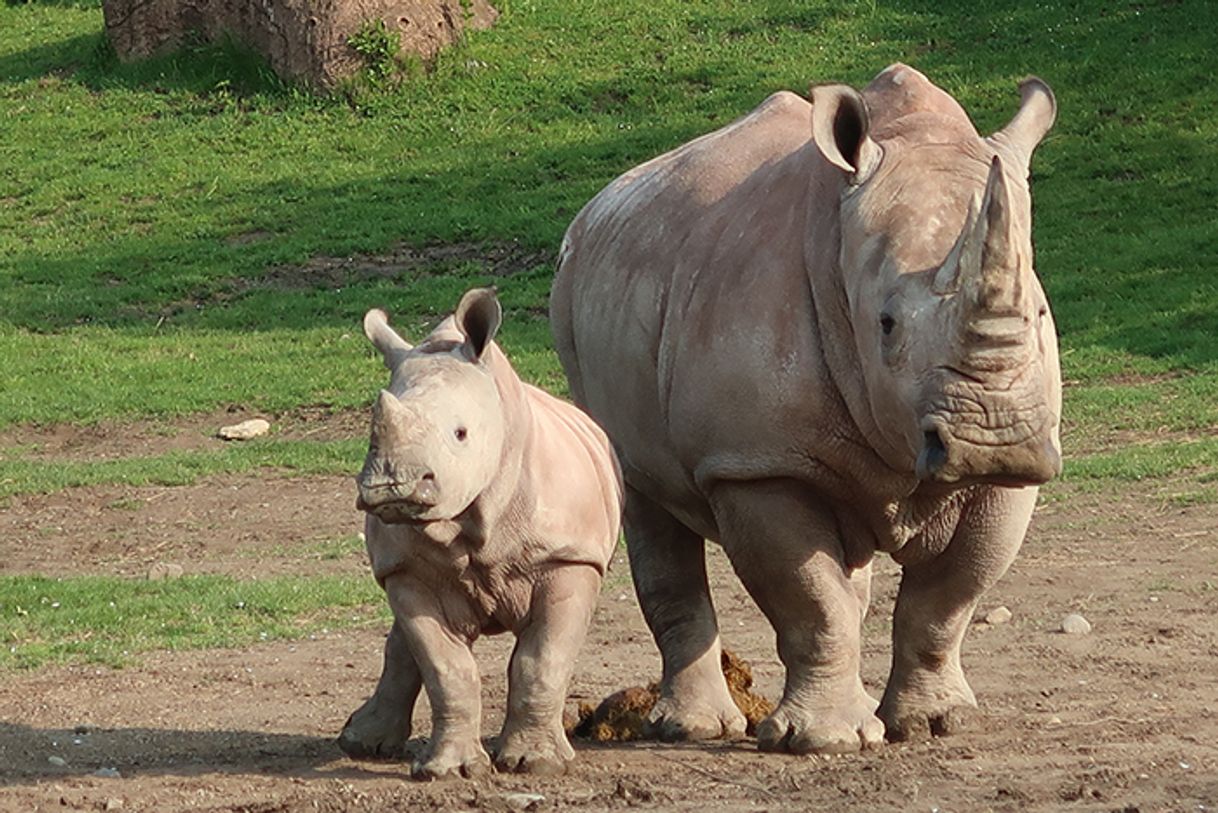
[337,698,411,760]
[646,695,747,742]
[882,703,975,742]
[494,727,573,776]
[412,738,491,781]
[756,694,884,754]
[878,676,978,742]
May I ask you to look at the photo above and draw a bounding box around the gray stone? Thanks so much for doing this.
[217,418,270,441]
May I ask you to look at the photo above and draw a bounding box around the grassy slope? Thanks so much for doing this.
[1,2,1215,666]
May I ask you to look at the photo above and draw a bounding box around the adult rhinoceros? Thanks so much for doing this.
[550,64,1062,753]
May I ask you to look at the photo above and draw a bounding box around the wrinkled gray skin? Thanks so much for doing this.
[339,288,622,778]
[551,64,1063,753]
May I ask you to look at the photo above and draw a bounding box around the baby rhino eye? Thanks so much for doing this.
[880,313,896,336]
[454,427,468,442]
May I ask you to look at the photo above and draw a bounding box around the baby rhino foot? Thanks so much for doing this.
[412,738,491,781]
[756,693,884,754]
[337,697,410,760]
[495,727,574,776]
[646,694,747,742]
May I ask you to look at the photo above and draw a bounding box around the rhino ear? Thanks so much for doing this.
[810,83,882,185]
[454,287,502,362]
[988,76,1057,165]
[363,308,413,369]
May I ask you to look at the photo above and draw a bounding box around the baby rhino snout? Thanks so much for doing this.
[356,469,441,523]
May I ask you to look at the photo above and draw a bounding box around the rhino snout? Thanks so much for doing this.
[355,470,441,522]
[915,419,1061,487]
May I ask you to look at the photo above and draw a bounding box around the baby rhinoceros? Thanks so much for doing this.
[338,288,623,779]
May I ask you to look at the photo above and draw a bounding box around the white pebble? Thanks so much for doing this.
[48,755,66,766]
[984,606,1013,625]
[1060,613,1092,635]
[217,418,271,441]
[503,793,545,811]
[93,767,122,778]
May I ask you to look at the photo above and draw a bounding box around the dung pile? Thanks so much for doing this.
[571,649,774,741]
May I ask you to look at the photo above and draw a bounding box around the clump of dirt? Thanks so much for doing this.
[571,649,773,741]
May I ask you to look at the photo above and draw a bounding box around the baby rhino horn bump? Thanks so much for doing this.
[372,389,409,445]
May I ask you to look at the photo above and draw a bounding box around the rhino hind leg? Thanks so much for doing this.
[495,564,601,775]
[338,619,422,760]
[711,479,884,754]
[879,487,1035,741]
[625,485,746,741]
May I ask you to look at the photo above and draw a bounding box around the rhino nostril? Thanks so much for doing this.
[916,428,950,481]
[413,474,439,506]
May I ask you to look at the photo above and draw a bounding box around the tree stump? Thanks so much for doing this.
[101,0,499,90]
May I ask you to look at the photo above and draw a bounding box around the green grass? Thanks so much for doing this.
[1,1,1216,667]
[0,437,364,498]
[0,573,389,670]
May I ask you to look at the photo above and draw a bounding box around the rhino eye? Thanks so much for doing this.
[454,427,468,442]
[880,314,896,336]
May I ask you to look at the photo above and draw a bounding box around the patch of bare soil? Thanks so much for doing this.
[2,431,1217,811]
[0,408,371,578]
[0,407,367,463]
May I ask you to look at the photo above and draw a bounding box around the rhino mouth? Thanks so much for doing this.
[915,416,1060,487]
[355,478,440,523]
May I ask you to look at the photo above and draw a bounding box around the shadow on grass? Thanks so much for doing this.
[2,0,1215,371]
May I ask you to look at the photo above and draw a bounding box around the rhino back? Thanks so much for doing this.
[553,91,861,539]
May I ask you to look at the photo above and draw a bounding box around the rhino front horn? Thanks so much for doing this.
[953,159,1036,347]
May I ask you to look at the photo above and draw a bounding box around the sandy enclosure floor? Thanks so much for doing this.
[1,415,1216,812]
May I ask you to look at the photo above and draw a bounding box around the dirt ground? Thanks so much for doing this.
[1,414,1216,812]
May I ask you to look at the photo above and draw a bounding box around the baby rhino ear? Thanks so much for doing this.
[454,287,502,362]
[363,308,413,369]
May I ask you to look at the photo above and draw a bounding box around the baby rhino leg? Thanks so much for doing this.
[383,574,490,780]
[496,564,601,775]
[338,620,422,759]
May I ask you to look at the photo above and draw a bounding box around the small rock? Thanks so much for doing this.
[74,724,91,735]
[357,531,366,543]
[93,767,121,779]
[217,418,270,441]
[502,793,545,811]
[104,799,124,811]
[1060,613,1092,635]
[985,606,1013,625]
[147,562,185,581]
[47,755,66,767]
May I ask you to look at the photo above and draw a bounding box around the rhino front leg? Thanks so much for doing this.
[880,486,1035,741]
[711,479,884,754]
[495,564,600,775]
[626,485,746,741]
[338,619,422,759]
[383,575,491,781]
